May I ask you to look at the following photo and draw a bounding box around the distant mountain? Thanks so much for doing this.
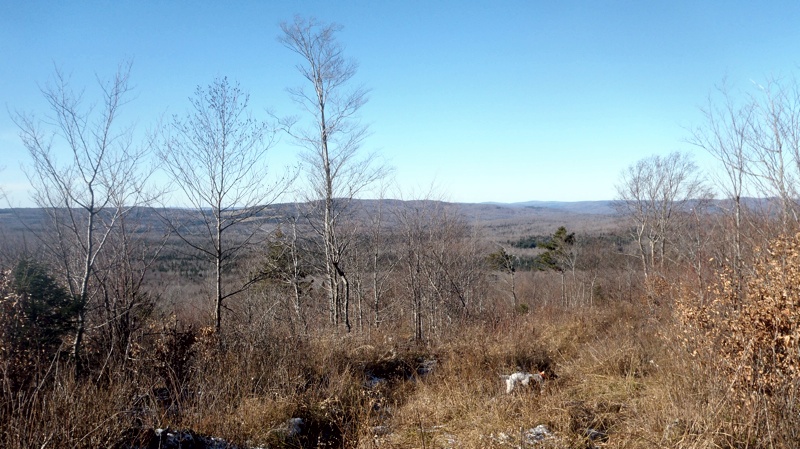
[482,200,617,215]
[0,200,620,231]
[0,200,628,249]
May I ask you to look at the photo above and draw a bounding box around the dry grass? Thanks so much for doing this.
[1,298,790,448]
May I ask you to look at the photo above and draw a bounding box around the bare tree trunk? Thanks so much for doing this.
[157,77,285,335]
[335,262,351,333]
[215,249,222,332]
[322,116,340,327]
[72,208,97,375]
[373,251,381,328]
[649,239,657,276]
[356,275,363,334]
[510,269,518,309]
[289,218,307,334]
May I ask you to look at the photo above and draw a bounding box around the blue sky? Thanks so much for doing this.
[2,1,799,206]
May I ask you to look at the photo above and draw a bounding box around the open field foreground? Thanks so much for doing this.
[1,301,759,449]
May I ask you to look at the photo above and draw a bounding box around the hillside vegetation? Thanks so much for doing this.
[2,196,800,448]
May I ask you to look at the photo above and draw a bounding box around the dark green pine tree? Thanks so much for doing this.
[9,259,81,357]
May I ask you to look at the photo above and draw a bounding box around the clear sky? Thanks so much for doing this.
[2,1,800,206]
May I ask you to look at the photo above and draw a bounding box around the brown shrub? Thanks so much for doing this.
[677,232,800,446]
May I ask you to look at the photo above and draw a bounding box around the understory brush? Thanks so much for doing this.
[1,298,792,448]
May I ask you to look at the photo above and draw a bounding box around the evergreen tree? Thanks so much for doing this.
[1,259,79,389]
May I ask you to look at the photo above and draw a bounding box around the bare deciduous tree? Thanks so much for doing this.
[395,198,485,341]
[279,16,387,332]
[395,200,433,342]
[158,77,289,333]
[615,152,709,285]
[748,78,800,231]
[347,185,397,333]
[688,81,755,299]
[13,62,150,374]
[687,76,800,310]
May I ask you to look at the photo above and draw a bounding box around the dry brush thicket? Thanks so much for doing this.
[677,232,800,446]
